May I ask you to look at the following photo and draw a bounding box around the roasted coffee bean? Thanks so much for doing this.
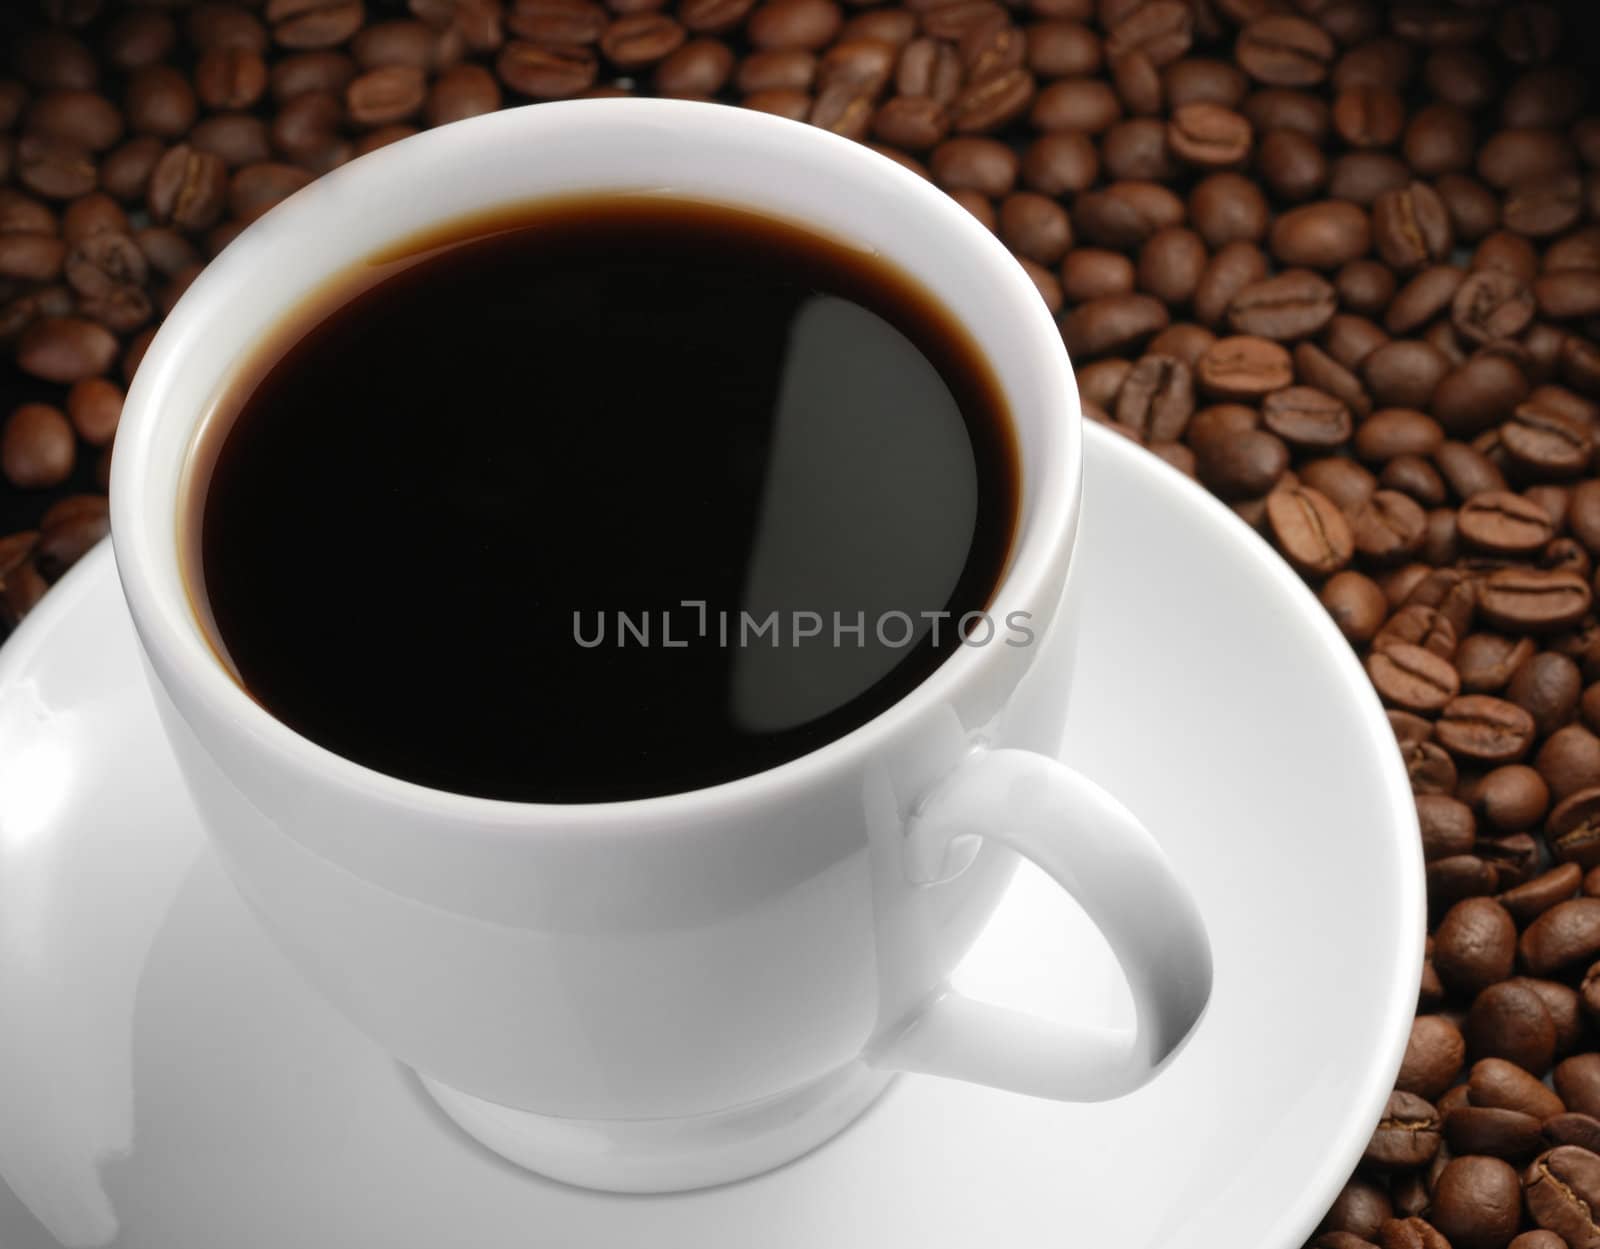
[1526,1145,1600,1248]
[1435,356,1532,439]
[1370,641,1460,713]
[1551,789,1600,871]
[1195,334,1293,399]
[1509,652,1582,738]
[1458,636,1536,695]
[1193,241,1266,329]
[1256,128,1328,203]
[1401,1012,1468,1100]
[1409,739,1460,796]
[931,137,1017,196]
[1460,492,1559,555]
[1,403,74,490]
[1136,227,1204,306]
[1436,696,1537,764]
[1375,1216,1451,1249]
[1358,410,1445,465]
[1466,979,1557,1074]
[1352,490,1428,563]
[1193,426,1289,499]
[1502,402,1594,478]
[1478,569,1593,633]
[1114,353,1191,441]
[1165,101,1249,167]
[1473,1056,1566,1119]
[1435,895,1518,995]
[146,145,228,232]
[1523,898,1600,977]
[1236,15,1334,87]
[1372,182,1453,274]
[1388,266,1466,337]
[1478,763,1551,833]
[496,42,598,98]
[1538,726,1600,804]
[64,376,119,448]
[1544,1114,1600,1156]
[1443,1106,1545,1163]
[1365,1090,1443,1170]
[1267,484,1353,576]
[1227,269,1336,341]
[1557,1056,1600,1125]
[1429,1157,1521,1249]
[1322,1177,1395,1242]
[1502,863,1582,925]
[267,0,366,50]
[1375,604,1457,659]
[15,316,117,383]
[1258,387,1349,451]
[1322,570,1389,645]
[1059,293,1168,360]
[1000,192,1071,264]
[1189,173,1268,247]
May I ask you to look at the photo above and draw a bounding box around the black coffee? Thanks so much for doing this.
[185,196,1018,802]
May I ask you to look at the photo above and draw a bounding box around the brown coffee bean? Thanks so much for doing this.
[1544,1114,1600,1157]
[1226,269,1337,342]
[1322,570,1388,644]
[1466,978,1557,1074]
[1525,976,1586,1056]
[1478,763,1551,833]
[1324,313,1392,373]
[1523,899,1600,977]
[1266,484,1353,576]
[1389,267,1467,337]
[1419,792,1476,862]
[146,145,227,232]
[1363,340,1451,411]
[1509,652,1582,738]
[1334,84,1404,150]
[102,11,178,70]
[1459,636,1537,693]
[1503,864,1582,926]
[1375,1216,1450,1249]
[1405,102,1476,178]
[1329,152,1412,207]
[1551,789,1600,871]
[1268,201,1370,271]
[1539,726,1600,804]
[1236,15,1334,87]
[1556,1057,1600,1124]
[1370,641,1461,713]
[33,494,108,579]
[1,403,74,490]
[1024,54,1119,120]
[266,0,366,50]
[1073,181,1183,250]
[1352,490,1428,563]
[1257,387,1350,451]
[1441,173,1505,245]
[64,376,119,448]
[1059,293,1168,360]
[1019,131,1096,196]
[344,65,426,125]
[1161,102,1248,168]
[1473,1056,1566,1119]
[269,50,358,102]
[1501,403,1592,478]
[15,315,116,384]
[1534,1146,1600,1237]
[1193,240,1267,329]
[1193,427,1289,499]
[998,191,1071,265]
[1135,226,1204,306]
[1506,173,1584,241]
[1444,271,1535,352]
[598,13,686,66]
[16,134,96,202]
[123,65,197,142]
[1365,1090,1443,1170]
[419,64,501,126]
[1358,410,1446,464]
[24,88,122,153]
[1255,128,1327,204]
[1322,1177,1395,1241]
[1375,604,1457,660]
[0,232,64,284]
[1435,895,1518,995]
[1025,20,1098,79]
[1189,172,1268,247]
[1477,569,1592,634]
[678,0,753,34]
[1437,696,1538,764]
[1459,492,1559,555]
[746,0,841,50]
[1409,739,1461,796]
[1113,353,1192,441]
[1435,357,1533,440]
[930,137,1017,196]
[1443,1105,1545,1162]
[1401,1013,1468,1100]
[1195,334,1292,399]
[1373,182,1453,274]
[1429,1155,1522,1249]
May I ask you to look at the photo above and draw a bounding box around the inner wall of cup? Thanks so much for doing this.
[129,103,1074,649]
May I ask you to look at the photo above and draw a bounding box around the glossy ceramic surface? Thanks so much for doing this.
[0,425,1422,1248]
[110,99,1210,1189]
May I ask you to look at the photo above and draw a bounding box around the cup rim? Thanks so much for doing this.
[110,98,1083,828]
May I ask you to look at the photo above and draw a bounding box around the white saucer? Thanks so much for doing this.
[0,424,1422,1249]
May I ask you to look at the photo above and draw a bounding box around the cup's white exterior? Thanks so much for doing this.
[111,103,1084,1133]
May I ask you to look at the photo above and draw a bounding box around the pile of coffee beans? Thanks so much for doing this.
[3,0,1600,1242]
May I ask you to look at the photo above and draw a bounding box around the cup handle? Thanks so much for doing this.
[871,747,1213,1101]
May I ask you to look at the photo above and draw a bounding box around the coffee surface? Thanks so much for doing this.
[187,196,1017,802]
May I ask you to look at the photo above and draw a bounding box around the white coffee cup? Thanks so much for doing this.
[110,99,1212,1195]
